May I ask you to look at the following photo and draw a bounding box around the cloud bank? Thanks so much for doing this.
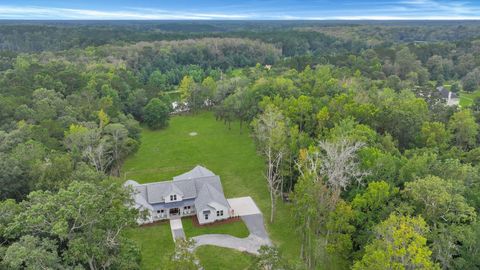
[0,0,479,20]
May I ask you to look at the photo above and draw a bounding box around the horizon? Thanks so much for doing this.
[0,0,479,20]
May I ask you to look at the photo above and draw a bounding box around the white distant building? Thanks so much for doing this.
[437,86,459,106]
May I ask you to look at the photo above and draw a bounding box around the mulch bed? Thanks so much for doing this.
[189,215,242,228]
[139,219,169,228]
[138,215,242,228]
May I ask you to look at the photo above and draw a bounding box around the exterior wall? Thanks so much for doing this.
[181,205,196,216]
[197,205,231,225]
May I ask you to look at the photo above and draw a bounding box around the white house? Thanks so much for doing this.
[437,86,460,106]
[124,166,233,225]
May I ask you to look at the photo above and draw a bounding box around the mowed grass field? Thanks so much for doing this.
[460,90,480,107]
[122,111,300,269]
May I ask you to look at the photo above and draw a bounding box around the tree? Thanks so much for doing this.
[352,181,398,249]
[178,75,196,104]
[252,104,288,223]
[292,161,320,268]
[448,109,478,149]
[404,176,477,269]
[324,200,355,259]
[0,154,28,200]
[104,123,139,176]
[394,47,421,80]
[255,245,282,270]
[420,121,451,149]
[164,238,200,270]
[201,76,217,104]
[318,138,368,196]
[404,175,476,226]
[1,180,140,270]
[377,90,428,149]
[353,214,439,270]
[143,98,171,130]
[2,235,61,270]
[462,68,480,92]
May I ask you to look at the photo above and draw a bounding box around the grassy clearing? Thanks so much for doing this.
[182,217,250,238]
[459,91,480,107]
[122,111,301,269]
[123,224,174,270]
[196,246,255,270]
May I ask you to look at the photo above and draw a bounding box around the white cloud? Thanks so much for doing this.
[0,6,251,20]
[0,1,479,20]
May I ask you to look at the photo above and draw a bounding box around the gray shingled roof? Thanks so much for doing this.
[173,165,215,181]
[437,86,458,99]
[194,183,230,211]
[126,166,230,211]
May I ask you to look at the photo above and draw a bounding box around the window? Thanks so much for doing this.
[160,209,164,213]
[216,210,224,217]
[170,194,177,201]
[204,214,209,220]
[157,210,160,213]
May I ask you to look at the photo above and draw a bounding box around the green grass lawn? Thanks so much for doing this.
[459,90,480,107]
[123,224,174,270]
[196,246,255,270]
[182,217,250,238]
[122,111,301,269]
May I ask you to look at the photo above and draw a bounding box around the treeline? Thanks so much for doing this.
[203,61,480,268]
[0,37,277,269]
[1,22,480,269]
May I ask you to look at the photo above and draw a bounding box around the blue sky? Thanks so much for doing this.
[0,0,479,20]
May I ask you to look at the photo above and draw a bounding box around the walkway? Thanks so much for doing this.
[192,196,272,255]
[170,218,185,242]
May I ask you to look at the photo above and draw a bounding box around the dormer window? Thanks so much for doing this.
[170,194,177,201]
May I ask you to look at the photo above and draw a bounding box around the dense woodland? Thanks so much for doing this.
[1,21,480,269]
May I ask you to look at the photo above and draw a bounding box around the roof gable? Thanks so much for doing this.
[173,165,215,181]
[194,183,229,211]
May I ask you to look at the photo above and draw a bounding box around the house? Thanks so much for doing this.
[124,165,233,225]
[437,86,460,106]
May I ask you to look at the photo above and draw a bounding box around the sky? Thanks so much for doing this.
[0,0,479,20]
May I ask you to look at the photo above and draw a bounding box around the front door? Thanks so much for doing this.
[169,208,180,216]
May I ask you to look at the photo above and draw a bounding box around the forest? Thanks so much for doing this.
[1,21,480,269]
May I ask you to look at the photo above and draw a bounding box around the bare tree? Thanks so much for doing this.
[318,139,367,190]
[252,105,288,223]
[83,142,113,173]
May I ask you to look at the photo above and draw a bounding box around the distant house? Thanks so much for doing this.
[125,166,232,225]
[437,86,459,106]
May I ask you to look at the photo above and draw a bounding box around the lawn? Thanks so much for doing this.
[122,111,301,269]
[123,224,174,270]
[459,90,480,107]
[196,246,255,270]
[182,217,250,238]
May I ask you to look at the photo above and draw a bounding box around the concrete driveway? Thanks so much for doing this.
[192,196,272,254]
[228,196,261,216]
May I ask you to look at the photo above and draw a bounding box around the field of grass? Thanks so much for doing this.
[122,111,301,269]
[196,246,255,270]
[123,224,174,270]
[459,90,480,107]
[182,217,250,238]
